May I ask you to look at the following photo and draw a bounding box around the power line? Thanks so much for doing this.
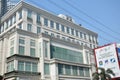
[47,0,120,42]
[27,0,117,43]
[25,0,57,15]
[63,0,120,35]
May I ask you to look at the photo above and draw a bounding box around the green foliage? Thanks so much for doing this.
[92,72,99,80]
[92,67,115,80]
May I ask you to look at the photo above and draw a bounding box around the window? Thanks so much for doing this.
[62,37,65,40]
[44,63,50,75]
[50,45,83,63]
[44,31,48,35]
[71,28,74,35]
[19,37,25,44]
[72,66,78,76]
[50,20,54,28]
[10,47,14,55]
[30,39,35,47]
[10,18,12,26]
[27,10,32,19]
[76,30,78,36]
[18,10,22,19]
[80,32,83,38]
[44,18,48,26]
[13,15,16,23]
[81,43,83,45]
[10,39,14,46]
[32,63,37,72]
[56,23,60,30]
[61,25,65,32]
[95,37,98,44]
[79,67,84,76]
[25,62,31,72]
[90,44,92,48]
[65,65,71,75]
[3,23,5,30]
[11,62,14,71]
[84,68,90,77]
[8,19,10,27]
[58,64,64,75]
[36,14,41,23]
[27,24,32,32]
[44,41,48,58]
[18,61,24,71]
[37,27,41,34]
[89,35,92,42]
[18,23,22,29]
[67,38,70,42]
[67,27,70,34]
[5,21,8,30]
[93,45,96,48]
[18,61,38,72]
[19,46,25,55]
[7,61,14,72]
[10,39,14,56]
[30,48,35,57]
[51,33,54,37]
[1,25,4,32]
[7,63,10,72]
[84,33,86,40]
[57,35,60,38]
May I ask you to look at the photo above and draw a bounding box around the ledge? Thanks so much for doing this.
[7,54,39,62]
[4,71,40,79]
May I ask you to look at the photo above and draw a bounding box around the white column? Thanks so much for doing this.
[32,12,37,33]
[50,63,58,80]
[25,37,30,56]
[83,48,87,64]
[14,60,18,71]
[0,40,3,74]
[1,37,8,74]
[40,38,45,79]
[14,33,18,55]
[48,41,50,60]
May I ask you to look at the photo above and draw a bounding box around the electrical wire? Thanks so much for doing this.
[63,0,120,35]
[25,0,117,43]
[47,0,120,42]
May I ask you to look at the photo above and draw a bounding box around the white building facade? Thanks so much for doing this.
[0,1,98,80]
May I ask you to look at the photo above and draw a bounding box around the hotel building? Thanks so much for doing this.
[0,1,98,80]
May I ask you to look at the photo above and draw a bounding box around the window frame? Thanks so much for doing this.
[27,24,32,32]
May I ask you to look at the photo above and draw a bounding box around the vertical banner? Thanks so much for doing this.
[94,44,120,78]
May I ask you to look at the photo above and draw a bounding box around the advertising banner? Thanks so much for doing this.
[94,44,120,78]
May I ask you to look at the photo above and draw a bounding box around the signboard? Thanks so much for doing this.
[117,48,120,61]
[94,43,120,78]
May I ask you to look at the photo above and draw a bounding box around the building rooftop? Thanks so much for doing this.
[1,1,98,37]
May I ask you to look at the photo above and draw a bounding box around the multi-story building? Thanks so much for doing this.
[0,1,98,80]
[0,0,7,17]
[0,0,21,17]
[7,0,21,11]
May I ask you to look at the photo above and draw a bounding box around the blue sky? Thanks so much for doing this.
[25,0,120,46]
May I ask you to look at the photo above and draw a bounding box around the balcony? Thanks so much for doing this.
[6,54,39,63]
[4,71,40,79]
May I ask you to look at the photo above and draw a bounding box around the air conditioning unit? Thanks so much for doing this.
[58,14,75,23]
